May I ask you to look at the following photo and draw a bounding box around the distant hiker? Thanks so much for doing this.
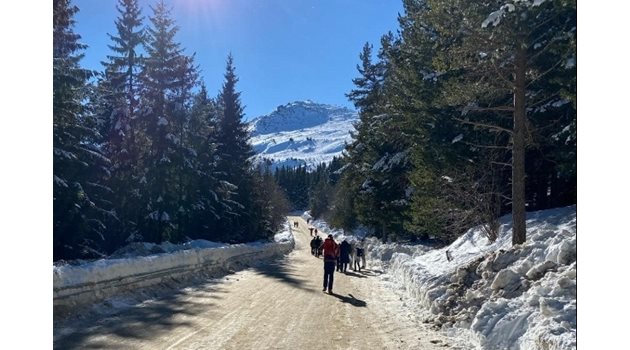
[314,228,318,235]
[338,239,352,273]
[321,234,339,294]
[294,221,299,228]
[309,227,314,236]
[310,236,319,256]
[315,236,323,257]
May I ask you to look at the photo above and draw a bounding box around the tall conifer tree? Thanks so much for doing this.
[185,84,224,239]
[215,54,258,241]
[140,0,198,243]
[98,0,146,247]
[426,0,576,244]
[344,37,413,239]
[54,0,112,260]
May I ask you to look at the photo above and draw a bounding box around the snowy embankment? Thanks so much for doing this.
[307,206,577,350]
[53,223,295,317]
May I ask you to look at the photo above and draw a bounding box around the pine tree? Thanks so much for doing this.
[342,41,384,233]
[383,0,488,242]
[185,83,223,240]
[252,168,291,238]
[54,0,113,260]
[215,54,257,241]
[346,42,384,115]
[343,35,413,240]
[97,0,147,247]
[139,0,198,243]
[309,174,332,219]
[426,0,577,245]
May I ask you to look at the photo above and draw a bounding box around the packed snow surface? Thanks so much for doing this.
[249,100,358,170]
[308,205,577,350]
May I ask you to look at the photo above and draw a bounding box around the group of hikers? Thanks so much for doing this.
[310,233,366,294]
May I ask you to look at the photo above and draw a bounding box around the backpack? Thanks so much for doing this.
[356,248,364,257]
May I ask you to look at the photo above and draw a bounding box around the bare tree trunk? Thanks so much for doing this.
[512,45,527,245]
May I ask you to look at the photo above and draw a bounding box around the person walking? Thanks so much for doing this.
[315,236,323,257]
[339,239,352,273]
[320,234,339,294]
[359,239,367,269]
[353,240,366,271]
[310,236,318,256]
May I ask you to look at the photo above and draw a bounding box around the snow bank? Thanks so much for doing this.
[53,223,295,317]
[312,206,577,350]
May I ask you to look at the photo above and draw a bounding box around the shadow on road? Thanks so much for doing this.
[355,269,382,277]
[330,292,367,307]
[342,270,368,278]
[250,255,314,293]
[54,283,225,349]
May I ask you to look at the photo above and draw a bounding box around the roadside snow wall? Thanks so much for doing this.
[54,225,295,317]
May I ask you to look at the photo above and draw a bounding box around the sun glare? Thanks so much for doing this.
[175,0,225,14]
[169,0,229,36]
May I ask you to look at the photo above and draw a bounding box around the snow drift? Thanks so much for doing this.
[310,205,577,350]
[53,223,295,317]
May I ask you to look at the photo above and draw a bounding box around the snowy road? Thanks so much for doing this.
[54,216,462,349]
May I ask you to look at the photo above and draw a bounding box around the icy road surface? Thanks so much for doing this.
[54,216,466,349]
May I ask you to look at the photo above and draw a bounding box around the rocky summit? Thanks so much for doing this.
[249,100,358,170]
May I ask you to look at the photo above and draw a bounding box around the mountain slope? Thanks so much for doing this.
[249,101,358,170]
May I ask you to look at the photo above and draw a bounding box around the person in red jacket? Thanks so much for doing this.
[320,234,339,294]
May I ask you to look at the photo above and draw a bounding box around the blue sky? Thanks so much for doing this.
[73,0,404,120]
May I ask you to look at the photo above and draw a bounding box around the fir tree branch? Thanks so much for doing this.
[454,117,513,134]
[527,56,568,87]
[462,141,511,150]
[466,106,514,113]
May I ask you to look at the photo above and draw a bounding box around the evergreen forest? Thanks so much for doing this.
[281,0,576,246]
[54,0,576,260]
[54,0,289,261]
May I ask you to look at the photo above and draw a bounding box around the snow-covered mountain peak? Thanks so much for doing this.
[250,101,356,136]
[249,101,358,170]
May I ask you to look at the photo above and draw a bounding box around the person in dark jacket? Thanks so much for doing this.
[320,234,338,294]
[310,236,318,256]
[353,241,366,271]
[338,239,352,273]
[315,236,323,257]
